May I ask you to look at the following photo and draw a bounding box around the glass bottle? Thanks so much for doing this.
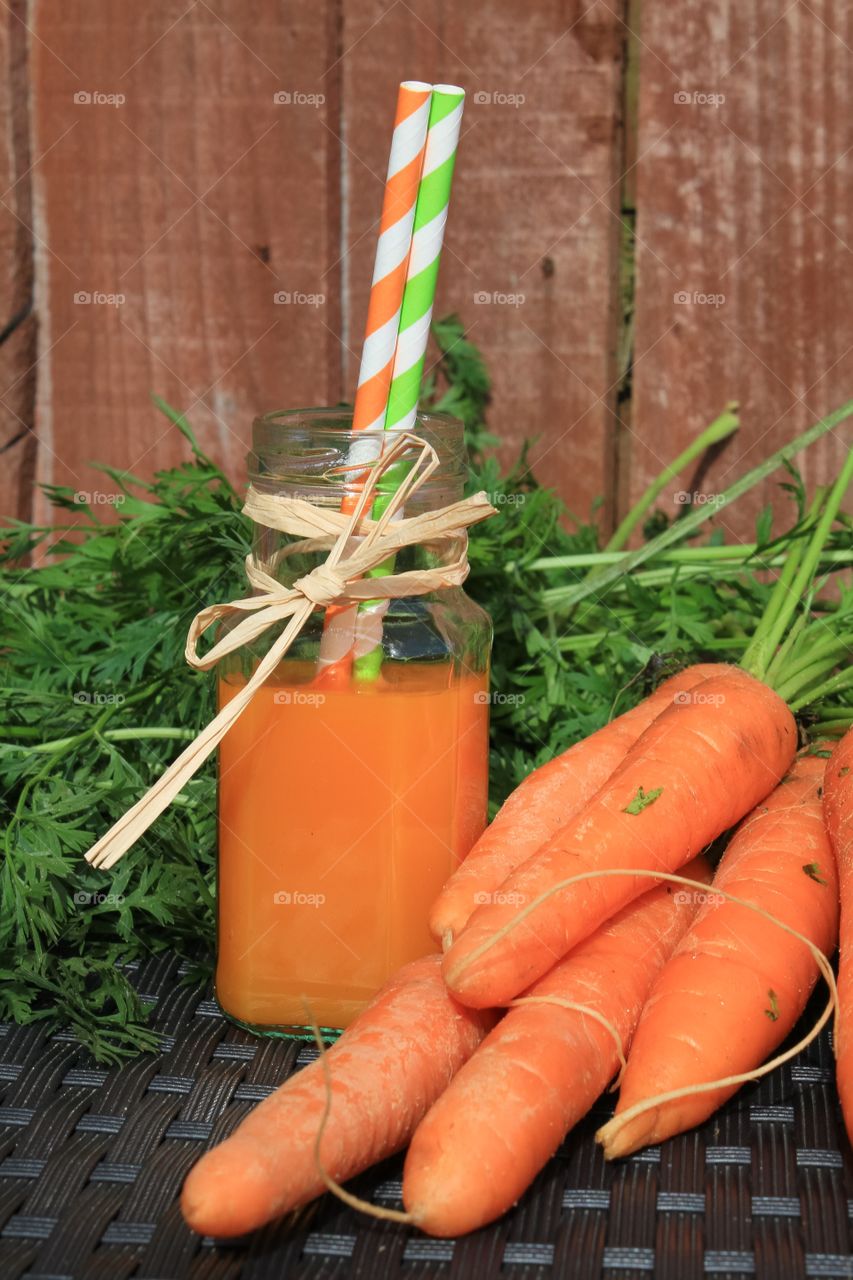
[215,408,492,1034]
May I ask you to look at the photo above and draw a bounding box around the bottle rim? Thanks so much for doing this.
[254,406,462,434]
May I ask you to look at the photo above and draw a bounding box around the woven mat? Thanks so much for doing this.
[1,954,852,1280]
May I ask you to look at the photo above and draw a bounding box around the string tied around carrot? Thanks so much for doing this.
[443,864,836,1130]
[82,432,496,872]
[307,1009,415,1226]
[304,994,626,1226]
[308,868,834,1227]
[444,866,837,1013]
[592,871,838,1157]
[507,996,628,1085]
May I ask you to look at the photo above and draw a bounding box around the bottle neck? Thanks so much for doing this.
[246,409,468,589]
[248,409,467,514]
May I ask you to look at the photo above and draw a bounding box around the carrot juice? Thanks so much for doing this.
[216,660,489,1031]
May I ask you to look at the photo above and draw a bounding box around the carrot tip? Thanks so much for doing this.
[180,1184,219,1237]
[401,1197,477,1239]
[595,1113,657,1161]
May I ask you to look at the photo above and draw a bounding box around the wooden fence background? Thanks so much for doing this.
[1,0,851,538]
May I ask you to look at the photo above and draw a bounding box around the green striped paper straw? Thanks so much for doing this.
[353,84,465,681]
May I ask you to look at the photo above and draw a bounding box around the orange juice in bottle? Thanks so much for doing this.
[215,410,491,1033]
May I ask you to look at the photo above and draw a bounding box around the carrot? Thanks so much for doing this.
[441,666,796,1008]
[441,446,853,1009]
[404,856,711,1237]
[429,662,723,946]
[180,955,494,1237]
[597,749,838,1158]
[824,727,853,1140]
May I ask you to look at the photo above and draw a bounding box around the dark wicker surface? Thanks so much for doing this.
[2,954,853,1280]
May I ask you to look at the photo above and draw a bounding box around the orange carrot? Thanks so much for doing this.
[442,667,796,1009]
[429,663,724,946]
[824,727,853,1140]
[597,750,838,1158]
[404,857,710,1237]
[180,956,494,1237]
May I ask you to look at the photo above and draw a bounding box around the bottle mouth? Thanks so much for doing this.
[248,407,468,505]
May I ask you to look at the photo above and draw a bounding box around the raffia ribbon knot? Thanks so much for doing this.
[86,431,497,870]
[293,565,348,609]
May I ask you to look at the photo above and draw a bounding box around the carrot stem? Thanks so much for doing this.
[538,545,773,569]
[762,611,813,689]
[556,633,747,654]
[541,557,851,605]
[811,716,853,736]
[533,544,852,572]
[600,405,739,557]
[759,493,828,684]
[16,727,196,755]
[764,608,839,689]
[741,514,813,679]
[555,401,853,609]
[790,668,853,714]
[775,638,853,704]
[742,444,853,693]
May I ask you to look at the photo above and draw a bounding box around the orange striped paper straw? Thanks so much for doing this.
[316,80,432,680]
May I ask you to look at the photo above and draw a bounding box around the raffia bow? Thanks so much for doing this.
[85,432,496,870]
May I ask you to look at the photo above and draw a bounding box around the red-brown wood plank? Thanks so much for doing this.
[0,0,37,524]
[341,0,626,524]
[29,0,342,524]
[629,0,853,540]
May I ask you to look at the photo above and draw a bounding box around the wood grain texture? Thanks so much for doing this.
[29,0,342,524]
[0,0,37,524]
[629,0,853,540]
[14,1,852,538]
[341,0,626,524]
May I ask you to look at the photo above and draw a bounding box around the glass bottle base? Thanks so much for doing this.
[218,1004,344,1042]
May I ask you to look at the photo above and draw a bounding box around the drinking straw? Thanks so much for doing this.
[352,84,466,681]
[316,80,433,677]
